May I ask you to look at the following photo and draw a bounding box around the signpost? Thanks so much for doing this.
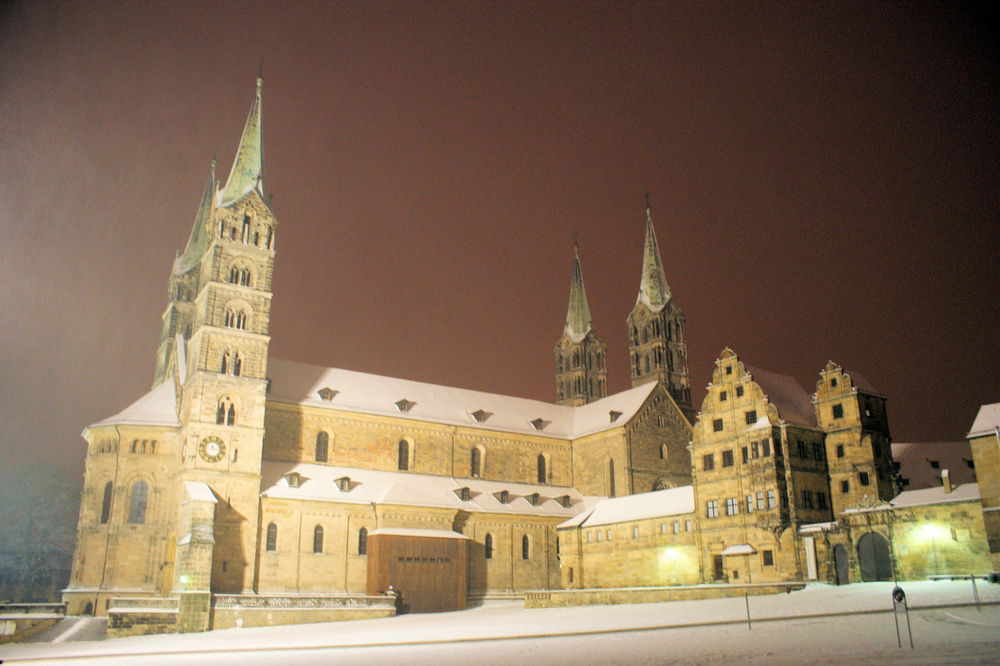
[892,586,913,649]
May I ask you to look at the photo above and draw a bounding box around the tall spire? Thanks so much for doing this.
[217,78,266,208]
[564,243,594,342]
[637,198,670,311]
[173,159,217,275]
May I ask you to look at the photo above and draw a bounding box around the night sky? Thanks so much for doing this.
[1,1,997,480]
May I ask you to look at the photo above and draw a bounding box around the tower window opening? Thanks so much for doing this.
[242,216,251,243]
[233,353,241,376]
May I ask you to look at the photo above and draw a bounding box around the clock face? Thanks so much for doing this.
[198,435,226,463]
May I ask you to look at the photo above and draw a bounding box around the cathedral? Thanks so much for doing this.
[65,80,994,632]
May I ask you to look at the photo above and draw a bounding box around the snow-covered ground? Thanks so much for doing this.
[3,581,998,665]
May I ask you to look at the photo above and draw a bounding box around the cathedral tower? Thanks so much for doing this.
[169,78,276,596]
[626,199,692,420]
[554,244,607,406]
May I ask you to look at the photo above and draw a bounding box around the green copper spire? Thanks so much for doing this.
[564,243,594,342]
[173,159,217,274]
[637,200,670,311]
[217,77,266,208]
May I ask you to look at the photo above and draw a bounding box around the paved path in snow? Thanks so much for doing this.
[22,618,107,644]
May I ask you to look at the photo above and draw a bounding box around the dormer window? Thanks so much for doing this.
[455,487,471,501]
[395,399,416,413]
[530,418,549,431]
[558,495,572,509]
[284,472,301,488]
[527,493,540,507]
[494,490,509,504]
[609,410,623,423]
[335,476,351,492]
[471,409,492,423]
[318,387,339,401]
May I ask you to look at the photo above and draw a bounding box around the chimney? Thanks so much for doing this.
[942,468,952,493]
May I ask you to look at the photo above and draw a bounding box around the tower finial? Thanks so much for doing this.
[645,190,650,211]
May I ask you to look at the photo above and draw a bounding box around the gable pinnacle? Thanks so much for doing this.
[637,197,670,312]
[564,242,594,342]
[217,78,267,208]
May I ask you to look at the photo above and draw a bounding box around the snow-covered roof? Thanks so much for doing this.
[369,528,468,540]
[260,462,584,518]
[744,365,816,428]
[892,442,976,490]
[184,481,217,504]
[798,522,838,534]
[967,403,1000,439]
[266,358,657,439]
[721,544,756,556]
[636,206,671,312]
[88,378,179,429]
[843,368,881,397]
[889,483,980,509]
[557,486,694,529]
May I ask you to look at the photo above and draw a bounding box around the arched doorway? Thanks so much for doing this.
[857,532,892,582]
[833,544,849,585]
[83,601,94,616]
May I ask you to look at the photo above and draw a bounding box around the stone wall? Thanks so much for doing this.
[211,594,394,629]
[525,582,806,608]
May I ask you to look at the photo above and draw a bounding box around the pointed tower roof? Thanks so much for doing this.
[173,160,217,275]
[564,244,595,343]
[217,77,266,208]
[637,201,671,312]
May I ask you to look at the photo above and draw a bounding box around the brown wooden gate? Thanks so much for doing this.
[366,529,469,613]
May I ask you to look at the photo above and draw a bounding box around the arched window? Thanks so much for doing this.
[221,351,229,374]
[316,432,329,463]
[397,440,409,471]
[470,447,481,477]
[219,221,226,239]
[128,481,148,524]
[521,535,530,560]
[130,440,138,454]
[266,228,273,249]
[358,527,368,555]
[217,397,236,426]
[240,268,251,286]
[313,525,324,554]
[485,534,493,560]
[233,353,242,376]
[266,523,277,552]
[100,482,113,524]
[241,216,251,243]
[608,459,616,498]
[229,267,239,284]
[537,454,547,484]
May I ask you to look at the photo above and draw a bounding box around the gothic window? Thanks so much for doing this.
[266,523,277,551]
[242,216,250,243]
[358,527,368,555]
[316,432,329,463]
[537,454,547,484]
[240,268,251,286]
[470,447,481,477]
[100,482,113,524]
[313,525,324,554]
[217,397,236,426]
[128,481,148,524]
[221,351,229,374]
[253,232,260,247]
[230,267,240,284]
[224,309,247,330]
[521,535,530,560]
[397,440,409,471]
[485,534,493,559]
[233,353,242,376]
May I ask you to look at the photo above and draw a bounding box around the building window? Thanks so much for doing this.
[633,526,639,538]
[358,527,368,555]
[726,497,739,516]
[741,447,749,464]
[313,525,324,554]
[686,520,692,532]
[836,444,845,458]
[833,403,844,419]
[859,471,870,486]
[485,534,493,559]
[801,490,814,509]
[813,442,824,460]
[673,521,680,534]
[720,391,727,402]
[713,419,723,432]
[703,454,715,471]
[522,535,530,560]
[661,523,667,535]
[217,398,236,426]
[722,450,734,467]
[100,482,113,524]
[817,492,828,510]
[762,439,771,456]
[537,454,547,484]
[224,308,247,330]
[762,550,774,566]
[608,459,616,498]
[746,495,754,513]
[607,529,612,541]
[745,410,757,425]
[397,440,409,471]
[767,489,777,509]
[127,481,148,524]
[315,432,329,463]
[266,523,277,552]
[841,480,850,494]
[726,365,732,375]
[596,531,601,542]
[707,500,719,518]
[751,441,760,459]
[470,447,481,477]
[756,492,765,511]
[797,440,806,458]
[735,385,743,397]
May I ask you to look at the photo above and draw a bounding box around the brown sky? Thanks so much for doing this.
[1,1,997,480]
